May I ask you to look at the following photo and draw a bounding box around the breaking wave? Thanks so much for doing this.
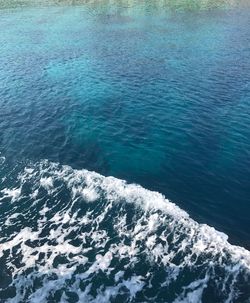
[0,160,250,302]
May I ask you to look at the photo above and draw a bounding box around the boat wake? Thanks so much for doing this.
[0,159,250,302]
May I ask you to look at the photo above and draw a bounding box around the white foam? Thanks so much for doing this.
[173,276,209,303]
[123,275,145,299]
[0,160,250,303]
[1,187,21,202]
[81,187,99,202]
[25,168,34,174]
[4,212,22,226]
[40,177,54,192]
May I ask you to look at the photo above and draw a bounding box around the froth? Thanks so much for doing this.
[0,160,249,302]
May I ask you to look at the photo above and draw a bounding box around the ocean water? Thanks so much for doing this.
[0,1,250,302]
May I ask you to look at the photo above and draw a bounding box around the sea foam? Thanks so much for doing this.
[0,160,250,302]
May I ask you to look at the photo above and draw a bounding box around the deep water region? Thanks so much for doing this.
[0,1,250,302]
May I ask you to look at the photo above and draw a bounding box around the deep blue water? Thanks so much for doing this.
[0,1,250,302]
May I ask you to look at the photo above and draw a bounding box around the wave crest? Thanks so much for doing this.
[0,160,250,302]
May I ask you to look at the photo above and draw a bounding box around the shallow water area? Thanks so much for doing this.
[0,1,250,302]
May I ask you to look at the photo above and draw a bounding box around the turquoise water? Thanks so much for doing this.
[0,1,250,302]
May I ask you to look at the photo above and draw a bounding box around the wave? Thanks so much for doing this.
[0,160,250,302]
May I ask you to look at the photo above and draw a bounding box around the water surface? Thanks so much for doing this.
[0,1,250,302]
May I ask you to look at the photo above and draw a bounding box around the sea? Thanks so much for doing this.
[0,0,250,302]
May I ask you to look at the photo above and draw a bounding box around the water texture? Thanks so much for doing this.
[0,1,250,302]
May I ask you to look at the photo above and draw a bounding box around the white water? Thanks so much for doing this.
[0,160,250,302]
